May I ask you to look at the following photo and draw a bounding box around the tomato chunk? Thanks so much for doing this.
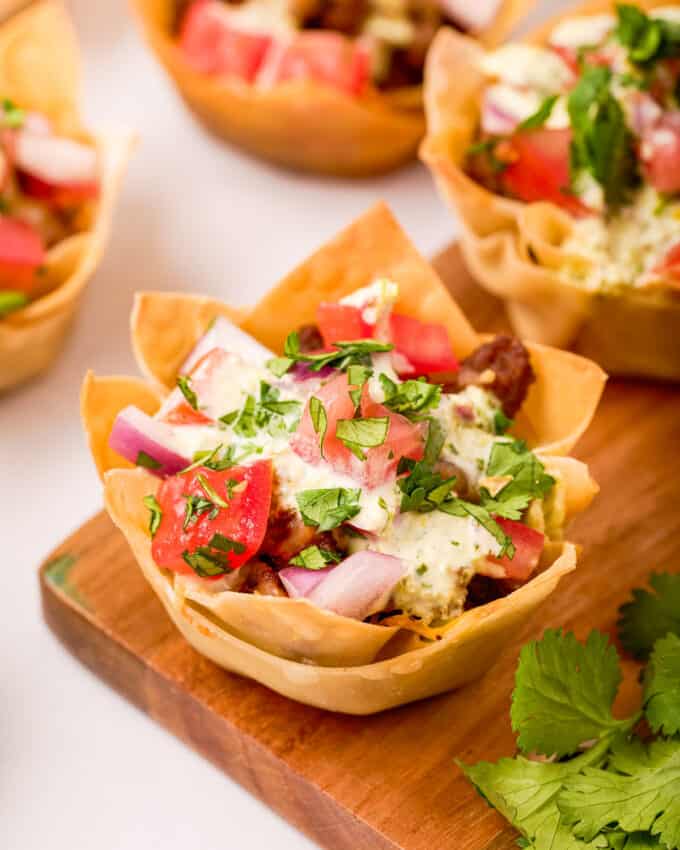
[388,313,459,376]
[501,128,589,216]
[260,32,371,95]
[0,215,45,294]
[179,0,272,82]
[488,517,544,582]
[20,173,99,208]
[651,240,680,288]
[152,460,273,576]
[316,302,371,349]
[291,374,425,488]
[290,372,356,465]
[641,112,680,195]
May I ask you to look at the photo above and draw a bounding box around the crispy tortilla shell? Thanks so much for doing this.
[131,0,530,176]
[0,1,133,392]
[104,465,578,713]
[82,205,601,710]
[421,1,680,380]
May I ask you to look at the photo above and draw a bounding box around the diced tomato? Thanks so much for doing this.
[290,372,356,465]
[179,0,272,82]
[20,172,99,208]
[161,401,213,426]
[501,128,589,217]
[641,111,680,194]
[550,44,580,76]
[488,517,544,582]
[151,460,273,576]
[388,313,459,377]
[0,215,45,294]
[259,32,371,96]
[291,373,425,488]
[651,240,680,288]
[316,302,371,349]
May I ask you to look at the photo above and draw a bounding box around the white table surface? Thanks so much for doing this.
[1,0,568,846]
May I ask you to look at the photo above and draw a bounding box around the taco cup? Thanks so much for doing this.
[131,0,532,176]
[0,0,133,392]
[422,0,680,380]
[81,204,605,713]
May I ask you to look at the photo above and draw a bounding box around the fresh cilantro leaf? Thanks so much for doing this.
[397,457,457,513]
[182,533,245,577]
[617,572,680,659]
[0,290,28,316]
[143,495,162,537]
[379,374,442,419]
[289,545,342,570]
[335,416,389,460]
[309,396,327,455]
[615,4,680,65]
[482,441,555,520]
[258,381,301,416]
[296,488,361,532]
[423,417,445,466]
[177,374,199,410]
[461,739,610,850]
[232,394,257,437]
[267,333,393,376]
[347,364,373,387]
[493,409,513,435]
[136,450,161,470]
[643,632,680,737]
[517,94,559,131]
[510,630,633,758]
[221,383,300,438]
[182,443,258,473]
[1,98,24,128]
[558,738,680,849]
[568,65,638,207]
[183,494,218,529]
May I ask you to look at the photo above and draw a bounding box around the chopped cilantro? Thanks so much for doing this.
[615,3,680,65]
[0,290,28,317]
[481,440,555,520]
[267,332,392,377]
[142,495,162,537]
[309,396,327,456]
[289,545,342,570]
[416,563,428,576]
[1,98,24,128]
[196,473,229,508]
[617,572,680,659]
[296,487,361,532]
[567,65,638,207]
[182,443,258,473]
[335,416,389,460]
[379,374,441,419]
[183,494,218,530]
[135,450,161,470]
[182,533,246,578]
[176,374,199,410]
[220,383,300,437]
[517,94,559,131]
[493,409,513,435]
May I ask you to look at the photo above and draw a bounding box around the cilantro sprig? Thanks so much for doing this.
[617,572,680,659]
[289,545,342,570]
[296,487,361,532]
[379,374,441,419]
[460,574,680,850]
[182,533,246,578]
[267,331,392,378]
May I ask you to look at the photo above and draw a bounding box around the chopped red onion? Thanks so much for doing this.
[279,565,334,598]
[290,362,336,381]
[109,405,189,477]
[307,551,407,620]
[14,131,98,185]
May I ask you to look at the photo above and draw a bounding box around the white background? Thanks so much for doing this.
[1,1,567,847]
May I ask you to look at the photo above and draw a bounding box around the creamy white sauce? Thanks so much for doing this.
[339,277,399,326]
[480,44,573,93]
[549,14,615,49]
[215,0,296,37]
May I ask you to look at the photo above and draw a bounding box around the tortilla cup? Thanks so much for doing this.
[0,1,133,392]
[81,203,602,712]
[131,0,532,177]
[421,0,680,380]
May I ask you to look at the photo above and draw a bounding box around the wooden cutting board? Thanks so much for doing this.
[40,244,680,850]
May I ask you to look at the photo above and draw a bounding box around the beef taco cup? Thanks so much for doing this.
[422,0,680,380]
[131,0,532,176]
[81,204,605,713]
[0,0,133,392]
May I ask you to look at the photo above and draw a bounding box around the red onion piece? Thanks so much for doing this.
[181,315,273,373]
[109,405,190,477]
[290,362,336,381]
[307,551,407,620]
[14,131,98,185]
[279,565,335,598]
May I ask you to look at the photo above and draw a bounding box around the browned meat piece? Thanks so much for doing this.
[310,0,368,34]
[297,323,324,353]
[244,559,287,596]
[445,335,535,417]
[262,504,319,562]
[463,574,511,609]
[434,459,472,499]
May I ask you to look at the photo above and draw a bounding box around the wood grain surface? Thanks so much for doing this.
[40,244,680,850]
